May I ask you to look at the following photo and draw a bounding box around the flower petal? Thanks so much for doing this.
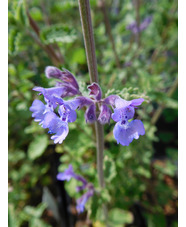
[139,16,152,31]
[130,98,144,107]
[112,106,135,122]
[87,82,102,100]
[61,68,79,90]
[33,86,65,108]
[57,165,75,181]
[103,95,120,108]
[58,104,77,123]
[45,66,63,79]
[42,112,69,144]
[115,98,132,109]
[45,67,79,90]
[98,104,112,124]
[85,104,97,123]
[76,96,94,109]
[76,189,94,213]
[29,100,46,123]
[51,124,69,144]
[113,120,145,146]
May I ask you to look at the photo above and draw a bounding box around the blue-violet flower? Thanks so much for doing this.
[57,165,94,213]
[30,66,145,146]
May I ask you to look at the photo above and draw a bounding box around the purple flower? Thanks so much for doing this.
[126,21,139,34]
[58,104,77,123]
[113,120,145,146]
[85,104,97,123]
[33,87,65,108]
[111,97,145,146]
[139,16,153,31]
[57,164,75,181]
[42,112,69,144]
[76,96,97,124]
[29,100,47,124]
[98,104,112,124]
[87,82,102,101]
[57,165,94,213]
[45,66,80,97]
[30,66,146,145]
[126,16,152,34]
[30,90,79,144]
[103,95,120,108]
[75,96,94,110]
[76,186,94,213]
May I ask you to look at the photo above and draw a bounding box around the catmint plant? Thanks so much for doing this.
[30,66,145,146]
[30,65,145,212]
[29,0,146,216]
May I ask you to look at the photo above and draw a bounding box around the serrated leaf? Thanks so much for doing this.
[104,156,117,182]
[40,24,77,44]
[28,135,48,160]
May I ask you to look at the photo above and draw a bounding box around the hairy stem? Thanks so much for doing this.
[78,0,98,84]
[78,0,105,188]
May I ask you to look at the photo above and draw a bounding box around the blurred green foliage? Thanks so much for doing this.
[9,0,177,226]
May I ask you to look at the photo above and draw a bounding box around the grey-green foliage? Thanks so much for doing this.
[9,0,177,226]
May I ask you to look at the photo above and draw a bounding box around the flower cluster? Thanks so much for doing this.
[29,66,145,213]
[57,165,94,213]
[126,16,152,34]
[30,66,145,146]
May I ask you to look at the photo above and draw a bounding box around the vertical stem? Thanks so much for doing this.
[78,0,98,84]
[78,0,105,188]
[95,121,105,187]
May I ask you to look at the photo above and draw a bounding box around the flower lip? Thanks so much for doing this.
[85,104,97,123]
[113,119,145,146]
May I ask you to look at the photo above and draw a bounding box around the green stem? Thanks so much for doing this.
[95,121,105,187]
[78,0,105,189]
[78,0,98,84]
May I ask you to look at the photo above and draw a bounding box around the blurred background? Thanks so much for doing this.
[8,0,178,226]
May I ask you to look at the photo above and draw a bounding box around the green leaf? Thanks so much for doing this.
[136,166,151,178]
[8,29,19,55]
[108,208,133,226]
[104,156,117,182]
[40,24,77,44]
[24,203,47,218]
[8,204,19,227]
[28,135,48,160]
[71,48,86,64]
[15,0,28,25]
